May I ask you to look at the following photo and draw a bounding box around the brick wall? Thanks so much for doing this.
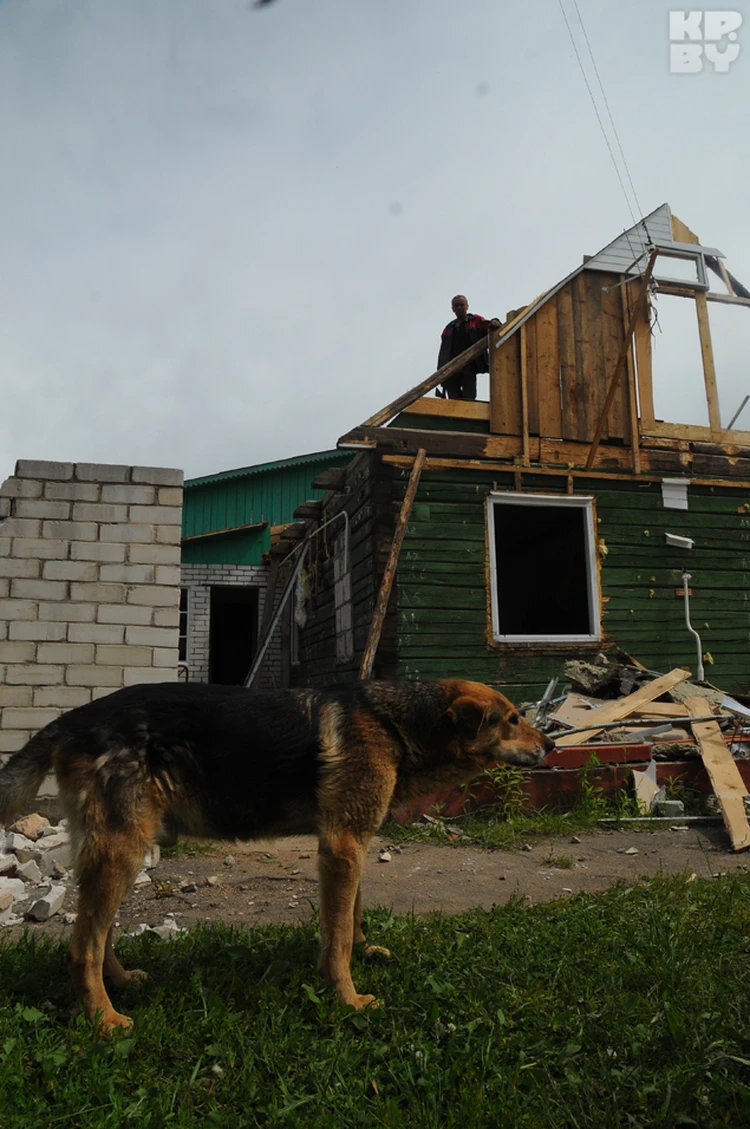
[180,563,279,687]
[0,460,184,785]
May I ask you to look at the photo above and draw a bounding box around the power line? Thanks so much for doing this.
[557,0,647,248]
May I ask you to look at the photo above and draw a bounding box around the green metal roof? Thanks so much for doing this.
[181,449,351,565]
[185,449,349,489]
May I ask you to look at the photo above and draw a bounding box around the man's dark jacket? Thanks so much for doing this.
[437,314,494,374]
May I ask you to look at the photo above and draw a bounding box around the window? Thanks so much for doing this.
[487,493,600,643]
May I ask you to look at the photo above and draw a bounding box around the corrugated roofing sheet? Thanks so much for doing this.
[185,449,348,489]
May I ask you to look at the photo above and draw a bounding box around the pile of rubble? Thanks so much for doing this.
[526,653,750,851]
[0,813,159,928]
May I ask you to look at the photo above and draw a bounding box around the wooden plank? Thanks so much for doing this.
[523,317,539,437]
[534,298,562,438]
[359,448,427,679]
[572,272,591,441]
[490,333,522,436]
[585,250,657,471]
[554,668,692,746]
[619,278,642,473]
[631,281,655,428]
[557,281,579,441]
[695,291,722,434]
[686,696,750,851]
[520,323,530,463]
[400,397,490,420]
[599,275,629,441]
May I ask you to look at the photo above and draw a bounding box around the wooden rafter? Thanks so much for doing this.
[695,291,722,433]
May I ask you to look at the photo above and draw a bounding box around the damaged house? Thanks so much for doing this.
[276,204,750,703]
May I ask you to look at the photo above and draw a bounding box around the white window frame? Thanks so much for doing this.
[486,492,601,644]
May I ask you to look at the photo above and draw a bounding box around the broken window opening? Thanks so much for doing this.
[650,293,709,427]
[487,493,600,643]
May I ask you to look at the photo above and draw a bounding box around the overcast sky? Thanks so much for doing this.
[1,0,748,480]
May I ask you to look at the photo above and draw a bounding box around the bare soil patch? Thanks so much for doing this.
[3,824,747,946]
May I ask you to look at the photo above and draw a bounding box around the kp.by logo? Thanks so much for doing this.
[669,10,742,72]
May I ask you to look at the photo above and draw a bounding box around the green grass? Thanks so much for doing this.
[2,874,750,1127]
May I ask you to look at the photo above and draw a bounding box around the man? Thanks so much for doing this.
[437,295,501,400]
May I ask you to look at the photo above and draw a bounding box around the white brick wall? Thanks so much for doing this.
[181,563,280,688]
[0,460,184,788]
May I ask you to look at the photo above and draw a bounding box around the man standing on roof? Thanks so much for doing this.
[437,295,501,400]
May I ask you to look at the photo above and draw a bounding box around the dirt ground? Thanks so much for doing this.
[4,823,748,945]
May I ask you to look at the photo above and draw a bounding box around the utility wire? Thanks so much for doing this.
[557,0,651,268]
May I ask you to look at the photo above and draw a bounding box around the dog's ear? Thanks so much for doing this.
[445,697,486,739]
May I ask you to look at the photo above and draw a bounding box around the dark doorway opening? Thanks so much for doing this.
[491,502,594,637]
[209,586,259,684]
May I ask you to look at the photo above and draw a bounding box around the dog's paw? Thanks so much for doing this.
[350,993,379,1010]
[99,1011,134,1036]
[123,968,148,983]
[362,944,391,960]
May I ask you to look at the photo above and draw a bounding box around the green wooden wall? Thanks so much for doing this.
[394,466,750,703]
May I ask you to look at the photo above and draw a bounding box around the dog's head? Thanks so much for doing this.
[443,680,554,769]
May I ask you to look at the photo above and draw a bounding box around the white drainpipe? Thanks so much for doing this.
[682,571,705,682]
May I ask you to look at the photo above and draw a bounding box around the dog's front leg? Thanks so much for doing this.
[318,829,376,1009]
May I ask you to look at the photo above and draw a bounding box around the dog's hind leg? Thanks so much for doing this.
[353,881,391,960]
[103,924,147,989]
[68,835,145,1033]
[318,829,376,1009]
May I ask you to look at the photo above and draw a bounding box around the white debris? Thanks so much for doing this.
[0,876,28,903]
[0,854,17,877]
[16,859,42,884]
[143,844,161,869]
[378,850,392,863]
[224,855,236,867]
[26,885,66,922]
[4,833,35,855]
[133,870,151,887]
[40,846,71,877]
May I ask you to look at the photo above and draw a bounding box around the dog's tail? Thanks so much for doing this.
[0,726,58,825]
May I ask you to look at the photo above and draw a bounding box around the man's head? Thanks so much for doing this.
[451,295,469,322]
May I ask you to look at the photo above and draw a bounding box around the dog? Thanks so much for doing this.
[0,678,552,1032]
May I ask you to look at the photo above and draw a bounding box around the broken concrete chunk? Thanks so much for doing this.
[0,876,28,902]
[4,832,35,855]
[654,799,685,817]
[0,854,17,877]
[36,831,68,853]
[0,889,14,914]
[40,845,71,876]
[9,814,50,841]
[26,885,66,922]
[16,859,42,884]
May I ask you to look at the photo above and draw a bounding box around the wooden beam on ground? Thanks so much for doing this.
[695,291,722,433]
[686,697,750,851]
[359,448,427,680]
[585,250,658,471]
[554,668,692,747]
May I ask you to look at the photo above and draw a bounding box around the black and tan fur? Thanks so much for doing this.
[0,678,552,1031]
